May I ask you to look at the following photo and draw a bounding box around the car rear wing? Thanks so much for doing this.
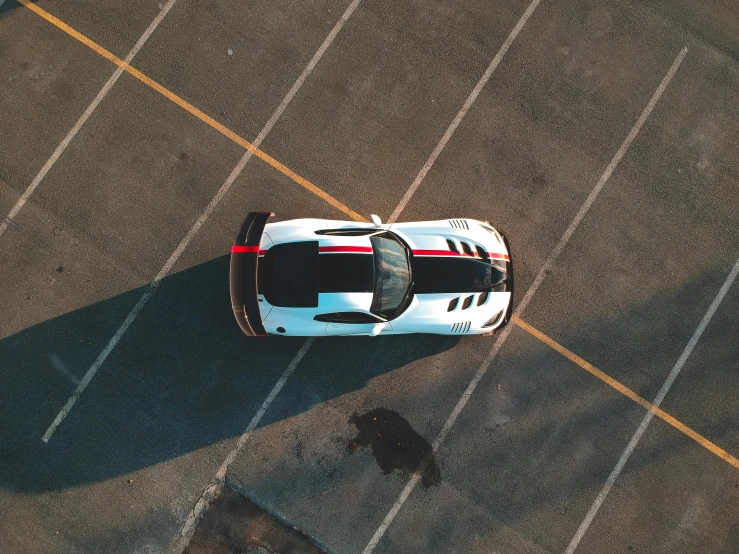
[230,212,273,337]
[501,233,514,327]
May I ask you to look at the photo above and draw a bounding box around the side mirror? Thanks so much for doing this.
[370,214,382,227]
[370,323,385,337]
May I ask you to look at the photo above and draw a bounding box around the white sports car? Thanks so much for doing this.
[230,213,513,337]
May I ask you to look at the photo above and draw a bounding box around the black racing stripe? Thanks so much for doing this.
[319,253,374,293]
[411,256,505,294]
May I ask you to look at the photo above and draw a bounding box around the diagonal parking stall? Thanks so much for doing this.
[0,3,122,228]
[571,274,739,552]
[0,0,737,552]
[0,0,180,239]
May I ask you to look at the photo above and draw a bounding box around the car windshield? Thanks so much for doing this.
[370,233,412,319]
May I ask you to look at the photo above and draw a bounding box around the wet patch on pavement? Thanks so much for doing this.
[349,407,441,488]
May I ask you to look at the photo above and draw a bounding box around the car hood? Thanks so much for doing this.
[410,256,505,293]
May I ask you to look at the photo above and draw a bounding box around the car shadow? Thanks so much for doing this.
[0,254,460,493]
[0,0,34,18]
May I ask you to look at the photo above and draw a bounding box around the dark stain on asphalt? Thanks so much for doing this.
[349,408,441,488]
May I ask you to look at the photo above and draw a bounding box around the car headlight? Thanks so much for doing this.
[483,310,504,328]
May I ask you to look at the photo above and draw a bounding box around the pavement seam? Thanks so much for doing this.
[226,476,339,554]
[172,337,315,552]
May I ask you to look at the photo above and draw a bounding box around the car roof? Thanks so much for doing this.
[258,240,375,308]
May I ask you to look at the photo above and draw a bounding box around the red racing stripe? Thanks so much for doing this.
[319,246,373,254]
[232,245,260,253]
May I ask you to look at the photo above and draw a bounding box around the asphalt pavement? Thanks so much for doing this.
[1,0,738,552]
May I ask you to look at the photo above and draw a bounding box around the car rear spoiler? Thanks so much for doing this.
[230,212,273,337]
[501,233,514,327]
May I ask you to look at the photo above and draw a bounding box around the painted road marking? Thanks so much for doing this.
[362,46,688,554]
[18,0,365,223]
[512,316,739,471]
[565,257,739,553]
[40,0,363,443]
[0,0,179,239]
[387,0,542,224]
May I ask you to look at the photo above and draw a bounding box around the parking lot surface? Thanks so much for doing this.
[1,0,738,553]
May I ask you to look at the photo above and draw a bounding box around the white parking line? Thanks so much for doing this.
[0,0,179,239]
[387,0,542,224]
[40,0,363,442]
[172,337,315,551]
[565,257,739,553]
[362,47,688,554]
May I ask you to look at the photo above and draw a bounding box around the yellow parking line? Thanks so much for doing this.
[19,0,366,223]
[512,316,739,471]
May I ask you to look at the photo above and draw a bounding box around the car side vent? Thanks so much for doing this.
[449,219,469,230]
[475,245,487,259]
[451,321,471,333]
[446,239,459,253]
[477,291,489,306]
[460,242,473,256]
[447,297,459,311]
[461,295,473,310]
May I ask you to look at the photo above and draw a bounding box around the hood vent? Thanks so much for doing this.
[446,239,459,254]
[447,297,459,311]
[449,219,469,230]
[461,295,473,310]
[451,321,471,333]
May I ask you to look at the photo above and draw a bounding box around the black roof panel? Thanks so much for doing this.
[258,241,319,307]
[319,253,373,293]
